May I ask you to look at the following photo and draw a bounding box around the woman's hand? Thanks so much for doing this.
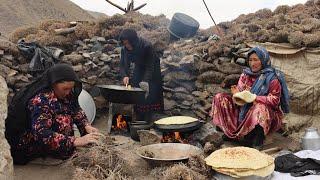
[73,132,101,147]
[231,85,239,95]
[85,125,99,134]
[123,76,129,85]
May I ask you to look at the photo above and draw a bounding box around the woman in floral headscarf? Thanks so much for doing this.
[211,46,290,147]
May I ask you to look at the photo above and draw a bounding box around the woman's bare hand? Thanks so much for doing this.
[85,125,99,134]
[73,132,102,147]
[231,85,239,95]
[123,77,129,85]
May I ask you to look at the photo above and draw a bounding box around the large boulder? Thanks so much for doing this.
[0,76,13,179]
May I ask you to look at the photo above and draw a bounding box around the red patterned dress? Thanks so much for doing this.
[211,73,284,139]
[13,89,89,160]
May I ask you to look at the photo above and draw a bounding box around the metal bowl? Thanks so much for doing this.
[137,143,202,162]
[78,89,96,124]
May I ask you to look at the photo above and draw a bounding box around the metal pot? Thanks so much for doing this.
[128,121,151,141]
[97,84,145,104]
[301,127,320,150]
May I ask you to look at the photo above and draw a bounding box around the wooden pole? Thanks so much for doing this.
[202,0,222,35]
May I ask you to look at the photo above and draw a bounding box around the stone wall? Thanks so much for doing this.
[0,76,13,180]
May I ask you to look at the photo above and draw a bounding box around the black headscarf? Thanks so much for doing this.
[5,63,82,146]
[119,28,139,48]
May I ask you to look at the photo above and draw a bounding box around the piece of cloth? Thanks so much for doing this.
[119,29,164,114]
[239,46,290,121]
[5,64,85,164]
[17,39,62,76]
[275,153,320,177]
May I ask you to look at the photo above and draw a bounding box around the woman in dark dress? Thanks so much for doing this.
[5,64,101,164]
[119,29,164,122]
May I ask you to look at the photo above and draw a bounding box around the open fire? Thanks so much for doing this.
[161,132,191,143]
[112,114,128,130]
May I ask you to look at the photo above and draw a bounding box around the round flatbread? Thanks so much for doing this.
[154,116,198,125]
[205,147,274,170]
[215,163,275,177]
[232,90,257,106]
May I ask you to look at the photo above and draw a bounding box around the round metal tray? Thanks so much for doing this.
[137,143,202,162]
[78,89,96,124]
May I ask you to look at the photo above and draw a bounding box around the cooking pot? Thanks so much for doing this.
[97,84,145,104]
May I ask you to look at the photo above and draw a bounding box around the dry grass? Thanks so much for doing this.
[70,135,133,180]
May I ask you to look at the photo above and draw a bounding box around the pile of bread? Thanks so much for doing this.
[205,147,275,178]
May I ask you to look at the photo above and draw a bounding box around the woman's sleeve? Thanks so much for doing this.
[237,73,248,91]
[120,48,129,78]
[28,95,75,158]
[255,79,281,107]
[72,108,90,136]
[143,45,156,82]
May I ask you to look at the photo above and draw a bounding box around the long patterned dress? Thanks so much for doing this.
[12,89,89,161]
[212,73,284,139]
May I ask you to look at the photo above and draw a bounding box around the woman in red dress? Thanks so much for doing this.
[5,64,101,164]
[211,46,290,147]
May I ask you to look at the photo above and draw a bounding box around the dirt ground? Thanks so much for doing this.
[13,110,305,180]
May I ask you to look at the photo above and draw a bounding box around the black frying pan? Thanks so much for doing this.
[97,84,145,104]
[154,120,204,133]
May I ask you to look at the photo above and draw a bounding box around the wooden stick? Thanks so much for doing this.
[202,0,222,35]
[262,147,282,154]
[133,3,147,11]
[105,0,127,12]
[54,27,76,35]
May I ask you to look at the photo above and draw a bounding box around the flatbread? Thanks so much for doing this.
[154,116,198,125]
[205,147,274,170]
[232,90,257,106]
[215,163,275,177]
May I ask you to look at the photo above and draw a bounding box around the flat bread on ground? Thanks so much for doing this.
[154,116,198,125]
[215,163,275,177]
[205,147,274,170]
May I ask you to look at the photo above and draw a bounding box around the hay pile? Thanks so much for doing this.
[150,155,212,180]
[70,135,133,180]
[201,0,320,48]
[9,12,170,51]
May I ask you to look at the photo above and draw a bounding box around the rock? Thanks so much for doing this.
[214,60,243,74]
[62,54,85,65]
[203,142,217,154]
[137,130,161,146]
[0,49,4,57]
[179,55,195,70]
[163,71,196,82]
[236,58,246,65]
[174,93,194,101]
[198,71,226,84]
[97,37,106,43]
[174,87,189,94]
[82,53,91,59]
[0,76,14,180]
[99,53,112,62]
[164,98,177,110]
[221,74,241,88]
[72,64,83,72]
[3,55,13,61]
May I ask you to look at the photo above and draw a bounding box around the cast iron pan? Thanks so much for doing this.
[154,120,204,133]
[97,84,145,104]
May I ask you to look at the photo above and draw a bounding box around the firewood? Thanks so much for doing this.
[54,27,76,35]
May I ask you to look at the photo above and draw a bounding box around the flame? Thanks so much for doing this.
[112,115,127,130]
[161,132,188,143]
